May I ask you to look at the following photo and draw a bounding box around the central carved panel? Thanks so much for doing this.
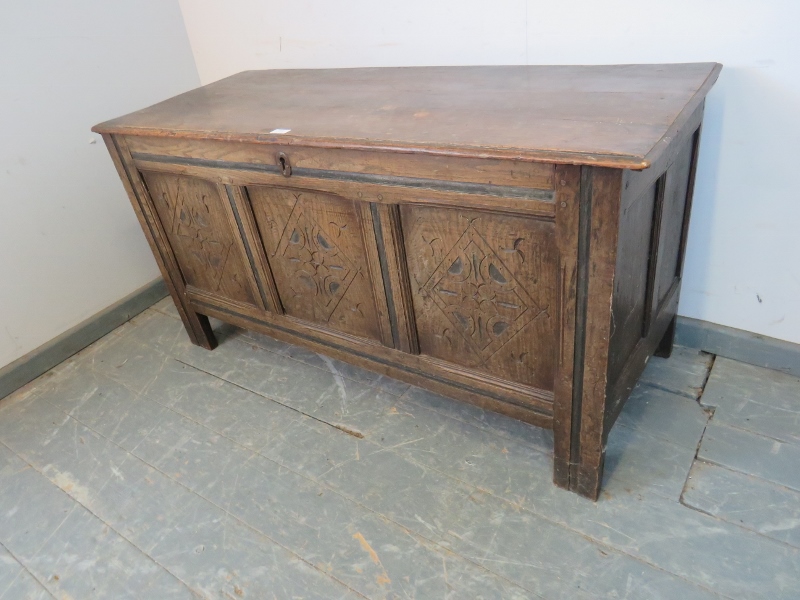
[422,225,541,359]
[402,205,558,391]
[275,207,358,322]
[247,186,385,343]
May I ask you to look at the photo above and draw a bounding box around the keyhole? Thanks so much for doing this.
[277,152,292,177]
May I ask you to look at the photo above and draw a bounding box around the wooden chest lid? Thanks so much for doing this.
[93,63,721,170]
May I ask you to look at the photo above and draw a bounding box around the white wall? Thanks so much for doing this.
[178,0,800,345]
[0,1,200,369]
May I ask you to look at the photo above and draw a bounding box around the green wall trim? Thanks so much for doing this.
[0,278,168,401]
[676,316,800,378]
[2,284,798,402]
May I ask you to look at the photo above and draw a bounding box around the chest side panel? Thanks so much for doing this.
[653,135,695,310]
[606,178,659,384]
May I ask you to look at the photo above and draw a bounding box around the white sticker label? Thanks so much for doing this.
[270,128,291,134]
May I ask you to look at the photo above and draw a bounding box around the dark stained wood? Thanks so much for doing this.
[94,64,722,169]
[185,284,554,420]
[129,155,557,219]
[374,204,420,354]
[124,136,557,190]
[140,171,258,307]
[676,128,703,282]
[106,135,218,350]
[96,64,720,500]
[574,168,623,499]
[199,299,554,428]
[621,102,705,213]
[551,165,582,489]
[606,176,661,386]
[655,315,677,359]
[602,117,706,437]
[246,185,386,344]
[641,175,666,339]
[605,283,681,431]
[220,185,271,311]
[223,185,284,314]
[401,205,558,391]
[356,203,395,348]
[654,133,696,311]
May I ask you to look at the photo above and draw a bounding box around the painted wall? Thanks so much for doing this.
[178,0,800,345]
[0,1,200,369]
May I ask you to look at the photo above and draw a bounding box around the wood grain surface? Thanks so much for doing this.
[95,64,721,499]
[94,64,721,168]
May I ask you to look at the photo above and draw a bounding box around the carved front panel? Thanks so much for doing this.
[247,186,384,343]
[141,171,257,306]
[402,205,557,390]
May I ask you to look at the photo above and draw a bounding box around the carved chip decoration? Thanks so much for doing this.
[421,224,541,359]
[168,185,234,293]
[275,204,357,321]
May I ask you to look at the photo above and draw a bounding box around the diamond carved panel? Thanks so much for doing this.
[143,171,256,306]
[247,186,385,343]
[274,206,358,322]
[422,225,541,359]
[403,205,557,391]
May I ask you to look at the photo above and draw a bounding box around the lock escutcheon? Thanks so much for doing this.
[277,152,292,177]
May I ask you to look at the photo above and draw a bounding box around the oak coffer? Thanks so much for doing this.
[93,64,721,499]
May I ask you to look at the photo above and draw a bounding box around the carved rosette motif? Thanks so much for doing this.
[274,206,357,322]
[421,224,542,360]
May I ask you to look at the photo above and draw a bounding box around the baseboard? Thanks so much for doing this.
[676,316,800,378]
[0,278,168,401]
[2,287,797,401]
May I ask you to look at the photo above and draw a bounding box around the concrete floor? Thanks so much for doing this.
[0,298,798,599]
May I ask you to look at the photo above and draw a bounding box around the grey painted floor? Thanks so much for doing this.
[1,299,798,599]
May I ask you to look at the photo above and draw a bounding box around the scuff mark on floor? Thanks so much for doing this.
[330,424,364,439]
[352,531,391,586]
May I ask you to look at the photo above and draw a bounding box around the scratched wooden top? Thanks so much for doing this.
[94,63,721,169]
